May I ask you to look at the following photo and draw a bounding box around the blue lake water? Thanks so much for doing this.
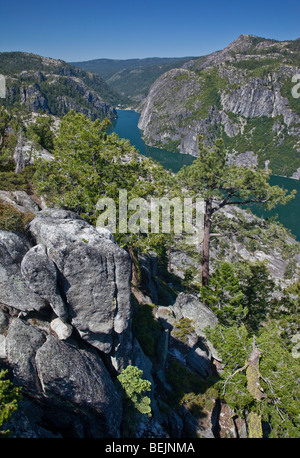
[109,109,300,241]
[108,110,195,172]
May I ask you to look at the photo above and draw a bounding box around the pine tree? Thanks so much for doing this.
[178,135,296,286]
[206,322,300,437]
[33,110,170,234]
[117,365,152,416]
[200,261,247,325]
[26,115,55,151]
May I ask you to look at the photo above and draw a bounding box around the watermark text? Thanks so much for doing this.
[96,189,204,245]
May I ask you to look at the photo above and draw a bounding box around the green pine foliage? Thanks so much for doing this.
[26,115,55,151]
[0,370,21,437]
[172,317,196,343]
[0,201,35,233]
[33,110,168,218]
[206,322,300,437]
[200,262,247,326]
[117,365,152,416]
[237,260,275,333]
[270,279,300,346]
[33,110,175,252]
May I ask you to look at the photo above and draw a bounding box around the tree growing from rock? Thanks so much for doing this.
[117,365,152,416]
[33,110,169,225]
[178,135,296,286]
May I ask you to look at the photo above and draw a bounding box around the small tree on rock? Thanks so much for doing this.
[117,365,152,416]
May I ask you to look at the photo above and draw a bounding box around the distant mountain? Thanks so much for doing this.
[138,35,300,177]
[70,57,196,106]
[0,52,126,120]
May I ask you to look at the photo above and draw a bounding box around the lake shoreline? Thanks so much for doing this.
[117,109,300,182]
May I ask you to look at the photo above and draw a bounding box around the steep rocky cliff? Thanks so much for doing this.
[0,204,220,438]
[0,52,120,120]
[0,187,299,438]
[138,35,300,177]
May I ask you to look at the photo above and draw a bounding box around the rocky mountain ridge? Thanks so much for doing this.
[137,35,300,177]
[0,52,121,120]
[70,56,195,107]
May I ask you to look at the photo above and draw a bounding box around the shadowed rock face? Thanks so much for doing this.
[5,318,122,437]
[0,233,46,313]
[21,244,68,320]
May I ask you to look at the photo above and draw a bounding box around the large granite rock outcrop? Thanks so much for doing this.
[137,35,300,177]
[156,293,219,379]
[4,317,122,437]
[0,209,134,437]
[26,209,133,358]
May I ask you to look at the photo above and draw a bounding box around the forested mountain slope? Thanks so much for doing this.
[138,35,300,177]
[70,57,195,106]
[0,52,124,120]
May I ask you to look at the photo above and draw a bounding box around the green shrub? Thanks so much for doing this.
[0,370,22,437]
[117,365,152,416]
[26,116,55,151]
[172,317,195,343]
[165,359,217,408]
[0,172,29,191]
[0,201,34,233]
[0,164,37,192]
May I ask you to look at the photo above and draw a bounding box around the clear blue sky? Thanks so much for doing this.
[0,0,299,62]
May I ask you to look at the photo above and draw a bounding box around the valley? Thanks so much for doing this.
[70,56,195,107]
[136,35,300,178]
[0,34,300,440]
[110,109,300,241]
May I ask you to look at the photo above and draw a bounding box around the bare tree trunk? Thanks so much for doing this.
[14,129,25,173]
[223,337,264,438]
[128,245,141,287]
[167,245,171,273]
[202,197,212,286]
